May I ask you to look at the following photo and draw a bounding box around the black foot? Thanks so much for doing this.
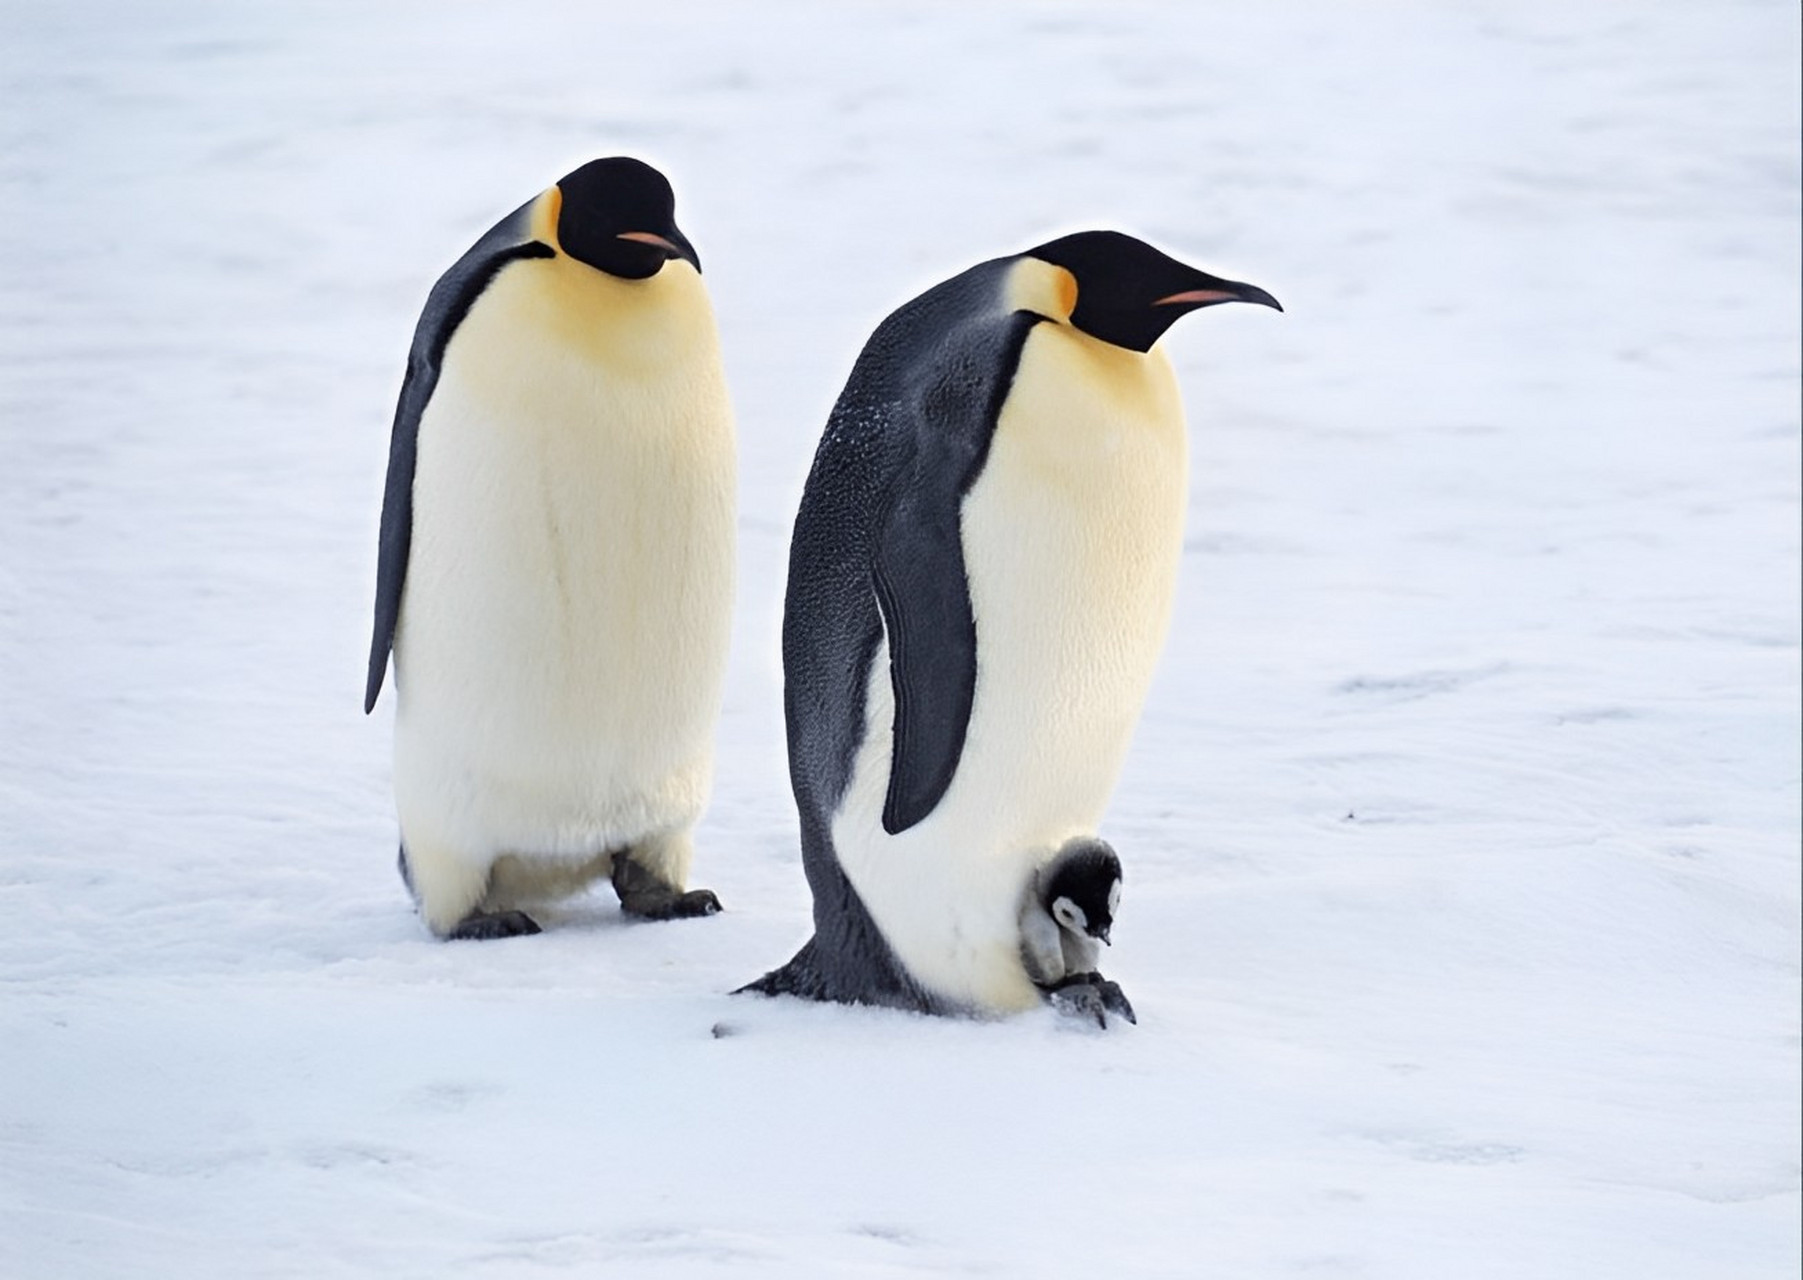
[444,910,542,941]
[611,855,722,921]
[1097,979,1136,1025]
[670,888,724,918]
[625,887,723,921]
[1045,972,1136,1028]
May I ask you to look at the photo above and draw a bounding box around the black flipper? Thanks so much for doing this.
[363,199,555,713]
[871,473,978,834]
[873,290,1042,834]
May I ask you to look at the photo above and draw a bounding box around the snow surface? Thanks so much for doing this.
[2,1,1799,1276]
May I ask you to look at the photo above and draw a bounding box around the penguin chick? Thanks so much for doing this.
[1021,838,1136,1027]
[1019,836,1122,987]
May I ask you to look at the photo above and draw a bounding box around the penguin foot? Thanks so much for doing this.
[1046,972,1136,1028]
[444,909,542,941]
[611,856,722,920]
[1096,978,1136,1025]
[618,888,723,920]
[649,888,724,920]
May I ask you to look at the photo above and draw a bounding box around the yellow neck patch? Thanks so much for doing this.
[1005,257,1078,324]
[530,185,563,247]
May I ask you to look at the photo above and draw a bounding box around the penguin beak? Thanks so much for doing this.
[1156,276,1282,312]
[1095,926,1112,946]
[616,229,702,272]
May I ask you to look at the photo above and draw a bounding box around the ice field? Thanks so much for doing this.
[2,2,1798,1276]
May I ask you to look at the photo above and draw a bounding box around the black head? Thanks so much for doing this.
[1044,837,1124,945]
[554,157,701,280]
[1025,230,1280,353]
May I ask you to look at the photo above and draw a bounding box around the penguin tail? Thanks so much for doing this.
[734,938,833,1001]
[735,934,950,1015]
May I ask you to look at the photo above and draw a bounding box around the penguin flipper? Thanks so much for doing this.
[1059,929,1102,978]
[873,308,1043,835]
[1019,900,1067,986]
[871,479,979,835]
[363,200,555,713]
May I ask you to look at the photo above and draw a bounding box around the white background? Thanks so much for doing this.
[2,2,1798,1276]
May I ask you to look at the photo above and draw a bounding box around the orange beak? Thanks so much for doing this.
[1156,288,1243,306]
[617,231,683,255]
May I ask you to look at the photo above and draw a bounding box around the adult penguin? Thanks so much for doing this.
[744,231,1278,1013]
[366,157,735,940]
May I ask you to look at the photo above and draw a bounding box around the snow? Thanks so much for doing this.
[2,1,1798,1276]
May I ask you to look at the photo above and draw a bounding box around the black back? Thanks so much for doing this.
[740,257,1043,1010]
[364,200,551,713]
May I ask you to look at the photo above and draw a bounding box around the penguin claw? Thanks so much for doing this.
[1097,979,1137,1026]
[671,888,724,918]
[444,909,542,941]
[1045,973,1136,1029]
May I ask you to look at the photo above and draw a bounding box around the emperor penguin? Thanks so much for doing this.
[365,157,735,940]
[742,231,1278,1014]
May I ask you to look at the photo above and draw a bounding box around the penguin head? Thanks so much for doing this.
[1025,230,1280,353]
[1044,837,1124,945]
[553,157,701,281]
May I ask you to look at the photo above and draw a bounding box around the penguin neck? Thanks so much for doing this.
[529,185,564,246]
[1005,257,1173,373]
[496,187,712,377]
[1001,258,1177,426]
[1005,257,1078,326]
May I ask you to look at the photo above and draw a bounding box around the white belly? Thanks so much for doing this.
[393,261,735,864]
[832,325,1187,1011]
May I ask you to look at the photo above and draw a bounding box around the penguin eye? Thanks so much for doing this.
[1052,897,1087,933]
